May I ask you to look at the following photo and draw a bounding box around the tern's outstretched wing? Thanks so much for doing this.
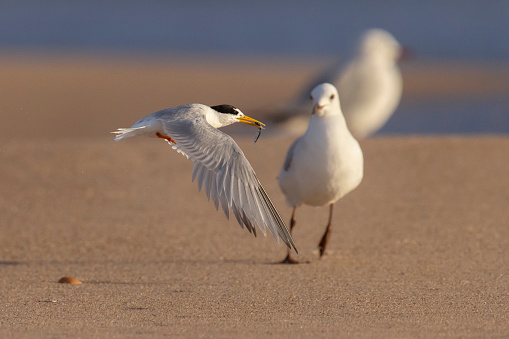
[160,115,297,252]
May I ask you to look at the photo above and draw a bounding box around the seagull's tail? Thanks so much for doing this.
[111,126,147,141]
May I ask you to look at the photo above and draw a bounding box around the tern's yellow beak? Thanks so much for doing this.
[236,115,266,129]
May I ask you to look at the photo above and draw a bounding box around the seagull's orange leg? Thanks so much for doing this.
[279,207,299,264]
[318,203,334,257]
[156,132,176,144]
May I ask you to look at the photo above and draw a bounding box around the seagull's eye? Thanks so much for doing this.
[309,95,313,101]
[330,94,335,100]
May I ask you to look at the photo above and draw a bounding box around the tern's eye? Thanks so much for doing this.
[330,94,335,100]
[309,95,313,100]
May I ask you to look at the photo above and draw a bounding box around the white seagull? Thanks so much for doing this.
[287,28,405,139]
[278,83,363,263]
[113,103,297,253]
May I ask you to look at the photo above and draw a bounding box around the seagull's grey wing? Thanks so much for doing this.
[282,136,302,172]
[161,116,297,252]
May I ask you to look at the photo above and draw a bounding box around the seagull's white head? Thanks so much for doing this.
[310,83,341,117]
[358,28,402,63]
[207,104,265,130]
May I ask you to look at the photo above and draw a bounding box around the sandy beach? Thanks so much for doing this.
[1,55,508,337]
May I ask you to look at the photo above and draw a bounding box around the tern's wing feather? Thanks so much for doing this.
[161,115,297,252]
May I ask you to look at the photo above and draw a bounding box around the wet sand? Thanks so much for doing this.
[1,55,508,337]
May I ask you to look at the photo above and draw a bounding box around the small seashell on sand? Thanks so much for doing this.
[58,277,82,284]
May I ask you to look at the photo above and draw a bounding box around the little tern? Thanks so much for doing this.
[278,83,363,263]
[113,103,297,253]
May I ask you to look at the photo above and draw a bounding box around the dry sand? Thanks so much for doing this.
[1,55,508,337]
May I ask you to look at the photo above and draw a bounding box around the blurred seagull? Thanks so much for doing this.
[113,103,297,253]
[284,28,405,139]
[278,83,363,263]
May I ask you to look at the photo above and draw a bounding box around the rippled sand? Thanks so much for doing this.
[1,55,508,337]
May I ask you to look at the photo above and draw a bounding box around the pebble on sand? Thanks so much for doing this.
[58,277,82,284]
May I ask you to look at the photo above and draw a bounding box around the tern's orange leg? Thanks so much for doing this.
[156,132,176,144]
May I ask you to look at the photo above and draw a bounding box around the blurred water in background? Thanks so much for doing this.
[1,0,508,134]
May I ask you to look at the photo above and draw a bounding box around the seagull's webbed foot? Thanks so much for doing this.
[317,228,331,258]
[278,254,299,264]
[277,207,301,264]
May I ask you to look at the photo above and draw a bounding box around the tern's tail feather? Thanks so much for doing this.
[112,127,147,141]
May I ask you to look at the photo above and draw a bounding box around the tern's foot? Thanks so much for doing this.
[278,254,299,264]
[156,132,176,144]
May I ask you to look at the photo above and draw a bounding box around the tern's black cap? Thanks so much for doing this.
[211,104,240,115]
